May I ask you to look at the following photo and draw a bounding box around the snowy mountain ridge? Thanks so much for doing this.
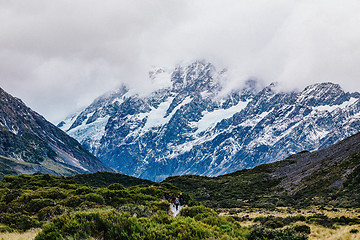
[59,61,360,181]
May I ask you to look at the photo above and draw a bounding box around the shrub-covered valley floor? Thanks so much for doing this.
[0,173,358,240]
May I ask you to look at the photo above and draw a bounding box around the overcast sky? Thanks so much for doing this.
[1,0,360,123]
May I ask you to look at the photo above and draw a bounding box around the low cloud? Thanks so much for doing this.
[1,0,360,122]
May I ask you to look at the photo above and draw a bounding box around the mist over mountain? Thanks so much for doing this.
[0,87,112,177]
[59,61,360,181]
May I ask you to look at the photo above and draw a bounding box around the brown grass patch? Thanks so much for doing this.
[0,228,41,240]
[309,224,360,240]
[221,206,360,239]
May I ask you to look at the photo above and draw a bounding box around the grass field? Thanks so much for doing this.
[221,206,360,240]
[0,228,40,240]
[0,174,358,239]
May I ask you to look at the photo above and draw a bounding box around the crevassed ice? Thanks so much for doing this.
[143,96,192,131]
[58,111,82,132]
[67,116,110,143]
[239,110,272,128]
[312,97,358,112]
[195,100,251,134]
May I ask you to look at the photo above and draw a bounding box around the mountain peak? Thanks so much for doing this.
[304,82,342,93]
[171,61,221,93]
[297,82,348,106]
[59,63,360,181]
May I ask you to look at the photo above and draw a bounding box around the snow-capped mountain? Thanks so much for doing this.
[59,61,360,181]
[0,87,112,176]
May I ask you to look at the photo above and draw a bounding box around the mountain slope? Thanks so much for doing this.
[60,61,360,181]
[164,131,360,208]
[0,87,112,177]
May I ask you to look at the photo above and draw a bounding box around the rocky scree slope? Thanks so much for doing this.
[59,61,360,181]
[0,87,112,177]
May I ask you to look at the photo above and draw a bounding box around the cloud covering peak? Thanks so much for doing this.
[1,0,360,122]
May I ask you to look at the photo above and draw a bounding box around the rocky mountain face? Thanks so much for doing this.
[0,87,112,177]
[59,61,360,181]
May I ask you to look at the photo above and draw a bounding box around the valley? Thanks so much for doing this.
[1,63,359,239]
[0,171,358,240]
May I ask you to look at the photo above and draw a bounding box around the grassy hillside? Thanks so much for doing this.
[164,163,289,209]
[164,151,360,209]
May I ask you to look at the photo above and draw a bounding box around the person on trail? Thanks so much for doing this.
[178,193,184,206]
[171,194,176,205]
[174,197,180,210]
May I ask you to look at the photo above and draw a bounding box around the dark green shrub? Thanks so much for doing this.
[16,192,42,203]
[61,196,83,208]
[150,210,172,224]
[6,201,26,213]
[335,216,359,225]
[293,224,311,234]
[74,186,93,195]
[117,204,154,218]
[180,205,215,218]
[83,193,105,205]
[2,175,18,183]
[28,198,55,213]
[193,211,217,221]
[58,183,77,190]
[132,192,158,202]
[111,197,135,206]
[148,200,169,212]
[254,216,265,222]
[159,182,178,191]
[97,189,131,205]
[0,213,41,231]
[306,214,334,228]
[264,220,285,229]
[37,206,66,221]
[295,215,307,222]
[35,211,145,240]
[0,202,7,212]
[199,214,230,227]
[77,201,103,210]
[146,214,215,239]
[39,188,68,200]
[252,202,276,210]
[2,189,22,203]
[220,224,232,232]
[108,183,125,190]
[217,199,244,208]
[350,229,359,233]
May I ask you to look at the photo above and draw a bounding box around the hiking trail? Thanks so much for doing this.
[170,204,184,217]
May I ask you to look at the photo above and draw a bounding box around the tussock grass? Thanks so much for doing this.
[223,206,359,219]
[0,228,40,240]
[222,206,360,239]
[309,224,360,240]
